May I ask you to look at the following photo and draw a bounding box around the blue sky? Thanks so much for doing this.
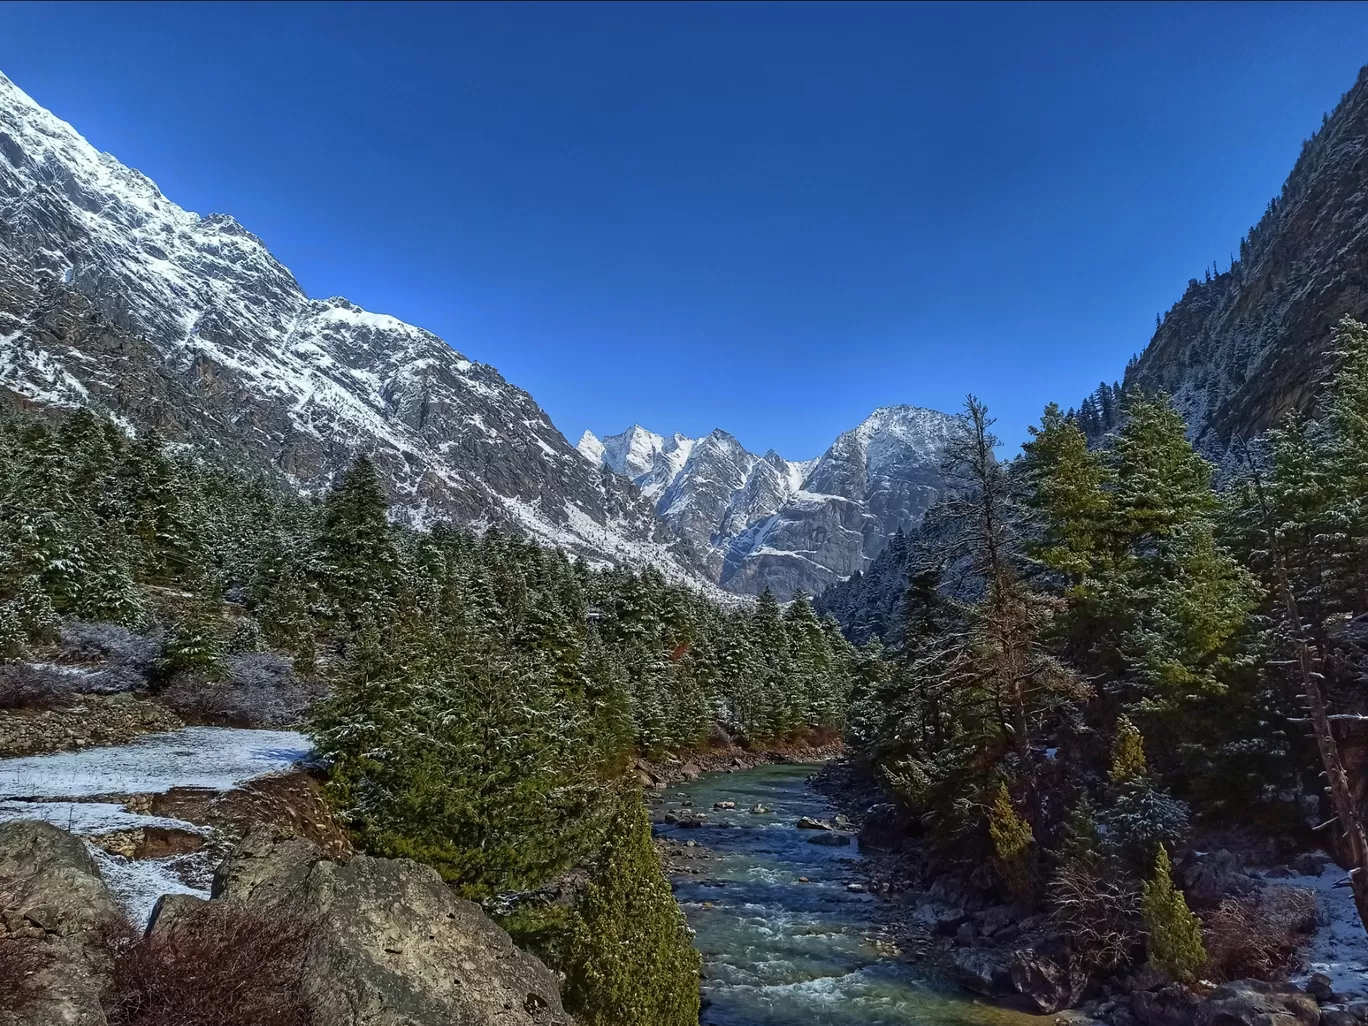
[2,2,1367,456]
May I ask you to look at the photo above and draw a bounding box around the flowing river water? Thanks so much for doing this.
[655,764,1044,1026]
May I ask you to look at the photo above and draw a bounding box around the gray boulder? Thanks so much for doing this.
[1180,849,1258,906]
[951,947,1011,997]
[1006,948,1088,1014]
[0,820,120,1026]
[214,825,572,1026]
[806,832,852,847]
[1192,980,1320,1026]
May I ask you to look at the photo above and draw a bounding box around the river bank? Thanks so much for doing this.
[637,735,845,790]
[809,758,1368,1025]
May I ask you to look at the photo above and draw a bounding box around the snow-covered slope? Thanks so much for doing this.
[582,406,959,598]
[0,70,712,588]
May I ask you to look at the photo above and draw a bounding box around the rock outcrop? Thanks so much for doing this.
[190,825,573,1026]
[1123,66,1368,456]
[0,820,118,1026]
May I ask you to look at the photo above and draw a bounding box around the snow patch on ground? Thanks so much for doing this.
[1264,861,1368,998]
[0,726,311,799]
[0,726,314,928]
[93,846,210,928]
[0,800,204,836]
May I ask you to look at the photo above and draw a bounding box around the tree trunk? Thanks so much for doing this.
[1276,560,1368,932]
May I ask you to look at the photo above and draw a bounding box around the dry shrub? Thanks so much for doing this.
[1203,885,1318,982]
[106,903,314,1026]
[0,664,69,710]
[0,936,48,1010]
[1050,860,1144,971]
[158,653,326,728]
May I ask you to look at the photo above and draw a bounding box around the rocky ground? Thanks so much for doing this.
[0,818,573,1026]
[0,693,183,758]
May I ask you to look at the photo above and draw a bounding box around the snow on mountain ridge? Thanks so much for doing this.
[0,68,723,594]
[583,407,957,597]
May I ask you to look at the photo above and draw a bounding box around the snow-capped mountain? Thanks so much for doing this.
[1123,65,1368,455]
[576,426,698,502]
[0,70,719,588]
[580,406,959,598]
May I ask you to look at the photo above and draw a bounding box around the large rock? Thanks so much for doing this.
[1131,983,1203,1026]
[213,825,572,1026]
[1006,948,1088,1014]
[1180,849,1257,907]
[951,947,1011,997]
[1192,980,1320,1026]
[0,820,119,1026]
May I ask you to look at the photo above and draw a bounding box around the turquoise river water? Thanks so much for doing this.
[655,764,1044,1026]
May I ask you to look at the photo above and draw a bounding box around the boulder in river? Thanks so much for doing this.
[806,833,851,847]
[713,801,735,810]
[952,947,1011,996]
[795,816,832,830]
[1006,948,1088,1014]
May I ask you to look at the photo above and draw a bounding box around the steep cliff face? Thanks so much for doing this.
[581,406,959,598]
[0,71,708,585]
[1125,65,1368,452]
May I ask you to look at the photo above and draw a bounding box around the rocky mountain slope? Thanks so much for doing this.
[0,70,709,587]
[579,406,959,598]
[1124,65,1368,454]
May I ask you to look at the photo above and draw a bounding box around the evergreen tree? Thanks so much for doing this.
[563,793,700,1026]
[1141,846,1206,982]
[315,453,401,626]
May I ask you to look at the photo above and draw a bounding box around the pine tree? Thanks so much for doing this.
[1141,846,1206,982]
[1319,316,1368,613]
[1020,403,1111,584]
[258,567,317,672]
[1095,395,1258,709]
[563,793,701,1026]
[1110,716,1147,782]
[939,397,1086,826]
[316,453,401,626]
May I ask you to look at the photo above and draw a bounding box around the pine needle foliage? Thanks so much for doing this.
[1141,846,1207,982]
[563,792,701,1026]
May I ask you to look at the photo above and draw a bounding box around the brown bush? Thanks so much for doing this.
[1050,860,1144,971]
[105,902,314,1026]
[158,653,327,728]
[0,937,48,1010]
[1202,885,1318,982]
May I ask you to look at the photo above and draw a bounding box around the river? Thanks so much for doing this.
[655,764,1044,1026]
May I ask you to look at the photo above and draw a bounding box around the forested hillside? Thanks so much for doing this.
[0,403,863,1026]
[840,317,1368,1010]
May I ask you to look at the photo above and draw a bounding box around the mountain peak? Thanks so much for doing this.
[0,66,723,597]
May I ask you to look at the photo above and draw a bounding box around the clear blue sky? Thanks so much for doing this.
[2,2,1366,457]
